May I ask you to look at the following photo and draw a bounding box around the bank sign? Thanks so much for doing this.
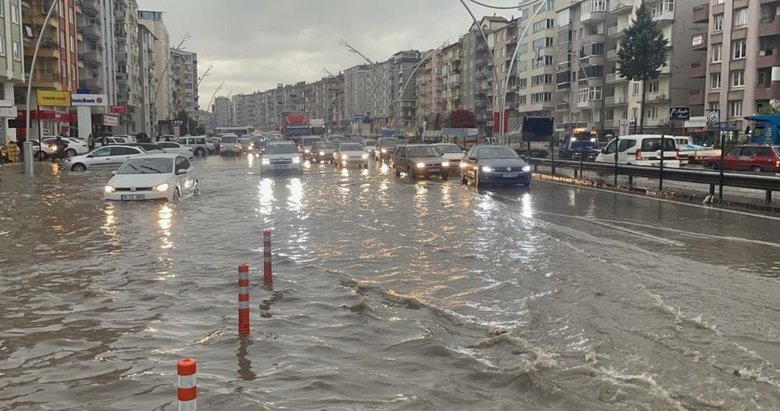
[71,94,107,107]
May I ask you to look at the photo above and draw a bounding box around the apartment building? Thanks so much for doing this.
[1,0,25,144]
[440,42,463,113]
[366,59,392,127]
[137,23,156,133]
[170,49,198,118]
[461,16,506,133]
[305,75,344,132]
[114,0,141,133]
[77,0,115,104]
[138,10,171,131]
[213,96,231,127]
[516,1,558,125]
[415,49,444,120]
[344,64,369,123]
[606,0,708,134]
[389,50,421,131]
[692,0,780,135]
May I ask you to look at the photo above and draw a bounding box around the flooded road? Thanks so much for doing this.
[1,156,779,410]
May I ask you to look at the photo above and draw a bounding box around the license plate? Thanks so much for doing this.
[121,194,146,200]
[502,173,518,178]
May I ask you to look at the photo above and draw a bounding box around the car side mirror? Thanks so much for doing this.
[176,168,187,175]
[110,170,117,176]
[87,154,94,158]
[468,157,477,162]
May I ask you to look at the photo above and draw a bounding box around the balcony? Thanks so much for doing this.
[606,73,627,83]
[577,99,602,110]
[609,1,633,15]
[581,8,607,24]
[692,4,709,23]
[79,50,102,66]
[758,48,780,68]
[759,17,780,37]
[755,84,780,100]
[81,25,100,39]
[30,69,61,88]
[689,90,705,105]
[691,33,707,51]
[605,94,628,106]
[81,0,99,15]
[652,10,675,24]
[607,49,619,61]
[645,93,670,103]
[81,78,103,91]
[690,62,706,78]
[607,23,627,38]
[556,101,569,111]
[643,118,669,128]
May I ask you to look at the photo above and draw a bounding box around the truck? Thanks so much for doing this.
[559,128,600,161]
[507,117,553,158]
[310,118,326,136]
[745,114,780,145]
[281,112,311,144]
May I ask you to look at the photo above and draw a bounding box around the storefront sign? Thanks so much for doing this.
[0,106,18,118]
[72,94,107,106]
[110,105,127,114]
[37,90,72,107]
[103,114,120,127]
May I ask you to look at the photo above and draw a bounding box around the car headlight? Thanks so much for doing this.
[261,158,270,165]
[442,161,450,167]
[304,149,310,153]
[522,165,532,172]
[320,151,325,156]
[460,162,467,168]
[104,185,115,193]
[154,183,169,192]
[362,153,368,159]
[292,157,301,164]
[481,166,494,172]
[381,148,387,153]
[50,146,58,151]
[416,162,426,169]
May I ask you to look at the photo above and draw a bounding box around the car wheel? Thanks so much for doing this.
[407,166,413,179]
[35,151,47,160]
[172,188,181,202]
[195,148,206,157]
[395,166,400,177]
[65,149,77,158]
[462,174,468,184]
[751,166,762,173]
[193,181,200,196]
[442,172,449,181]
[71,163,86,172]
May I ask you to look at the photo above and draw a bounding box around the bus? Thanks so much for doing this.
[214,126,254,137]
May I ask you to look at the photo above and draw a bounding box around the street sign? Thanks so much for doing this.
[706,110,720,130]
[669,106,690,121]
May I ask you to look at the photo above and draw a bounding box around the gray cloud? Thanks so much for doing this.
[137,0,514,107]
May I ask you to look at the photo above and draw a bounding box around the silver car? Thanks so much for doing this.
[63,145,147,172]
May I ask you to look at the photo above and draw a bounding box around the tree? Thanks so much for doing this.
[758,101,780,115]
[450,109,477,128]
[617,2,669,133]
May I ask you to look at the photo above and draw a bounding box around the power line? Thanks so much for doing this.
[466,0,521,10]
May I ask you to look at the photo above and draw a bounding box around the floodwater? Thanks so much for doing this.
[1,156,779,410]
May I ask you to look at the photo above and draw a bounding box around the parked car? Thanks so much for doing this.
[335,143,369,168]
[104,154,199,202]
[176,136,209,157]
[156,142,195,159]
[375,138,402,161]
[595,134,681,168]
[64,145,147,171]
[431,143,466,173]
[219,134,242,156]
[461,145,532,187]
[312,141,338,163]
[126,143,166,153]
[704,145,780,172]
[391,144,450,180]
[159,135,178,142]
[260,141,302,174]
[98,136,129,146]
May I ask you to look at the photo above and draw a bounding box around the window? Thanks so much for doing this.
[663,0,674,12]
[589,86,602,101]
[92,147,112,157]
[733,8,747,26]
[713,14,723,32]
[519,78,527,89]
[710,73,720,89]
[532,19,555,33]
[603,140,617,154]
[647,80,660,94]
[0,36,4,56]
[709,102,719,112]
[0,1,4,18]
[10,4,17,24]
[732,40,746,59]
[618,139,636,152]
[729,100,742,117]
[12,42,20,61]
[531,92,552,103]
[519,95,527,105]
[712,44,721,63]
[532,74,553,85]
[633,82,641,95]
[731,70,744,87]
[646,107,658,119]
[579,87,589,102]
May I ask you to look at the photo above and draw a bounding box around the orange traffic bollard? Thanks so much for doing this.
[238,264,250,336]
[177,358,197,411]
[263,229,272,285]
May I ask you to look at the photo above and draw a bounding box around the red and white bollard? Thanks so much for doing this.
[238,264,250,336]
[263,229,273,285]
[177,358,197,411]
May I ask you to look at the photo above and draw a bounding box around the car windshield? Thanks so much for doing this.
[117,158,173,174]
[340,144,362,151]
[379,139,401,147]
[436,144,461,154]
[315,142,337,149]
[265,144,298,154]
[302,138,320,146]
[407,146,440,157]
[363,140,376,146]
[222,136,238,143]
[773,146,780,156]
[477,147,519,159]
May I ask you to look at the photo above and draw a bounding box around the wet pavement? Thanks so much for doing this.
[1,156,780,410]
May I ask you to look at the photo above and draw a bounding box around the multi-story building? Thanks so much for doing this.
[692,0,780,136]
[441,42,464,113]
[138,10,171,133]
[137,23,156,134]
[170,49,198,118]
[1,0,25,144]
[515,2,557,127]
[20,0,82,138]
[77,0,116,104]
[213,96,232,127]
[606,0,708,134]
[461,16,506,134]
[366,59,392,128]
[415,49,444,121]
[114,0,141,134]
[344,64,369,123]
[389,50,421,131]
[305,75,344,132]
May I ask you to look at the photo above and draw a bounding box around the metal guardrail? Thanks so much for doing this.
[528,157,780,204]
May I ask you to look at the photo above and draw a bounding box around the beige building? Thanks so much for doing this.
[170,49,198,118]
[115,0,141,134]
[692,0,780,134]
[516,2,558,122]
[415,49,444,119]
[138,10,171,131]
[440,42,463,112]
[2,0,25,144]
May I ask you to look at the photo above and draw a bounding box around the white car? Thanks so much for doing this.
[260,141,302,173]
[595,134,681,168]
[335,142,369,167]
[157,141,195,159]
[64,145,147,171]
[104,154,199,202]
[176,136,210,157]
[219,134,242,156]
[431,143,466,172]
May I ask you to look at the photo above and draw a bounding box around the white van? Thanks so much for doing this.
[595,134,680,168]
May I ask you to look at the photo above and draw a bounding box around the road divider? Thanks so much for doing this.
[238,264,250,336]
[177,358,197,410]
[263,229,273,285]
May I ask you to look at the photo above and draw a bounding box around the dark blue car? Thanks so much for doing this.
[461,145,532,187]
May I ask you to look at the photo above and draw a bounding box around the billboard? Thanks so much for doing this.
[37,90,72,107]
[72,94,107,106]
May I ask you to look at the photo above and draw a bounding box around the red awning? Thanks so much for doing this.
[16,110,76,122]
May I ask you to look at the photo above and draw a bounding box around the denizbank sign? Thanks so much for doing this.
[71,94,107,107]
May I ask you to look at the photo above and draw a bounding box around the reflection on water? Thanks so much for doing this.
[520,192,533,218]
[414,183,428,217]
[258,178,275,214]
[287,178,303,211]
[247,152,255,168]
[379,162,390,174]
[158,204,173,250]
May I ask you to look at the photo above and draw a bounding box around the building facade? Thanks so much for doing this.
[213,96,231,127]
[1,0,25,144]
[114,0,141,134]
[138,10,171,133]
[77,0,116,104]
[389,50,421,131]
[137,23,156,134]
[441,42,464,113]
[170,49,198,118]
[415,49,444,121]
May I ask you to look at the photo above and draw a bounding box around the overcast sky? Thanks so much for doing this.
[136,0,516,110]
